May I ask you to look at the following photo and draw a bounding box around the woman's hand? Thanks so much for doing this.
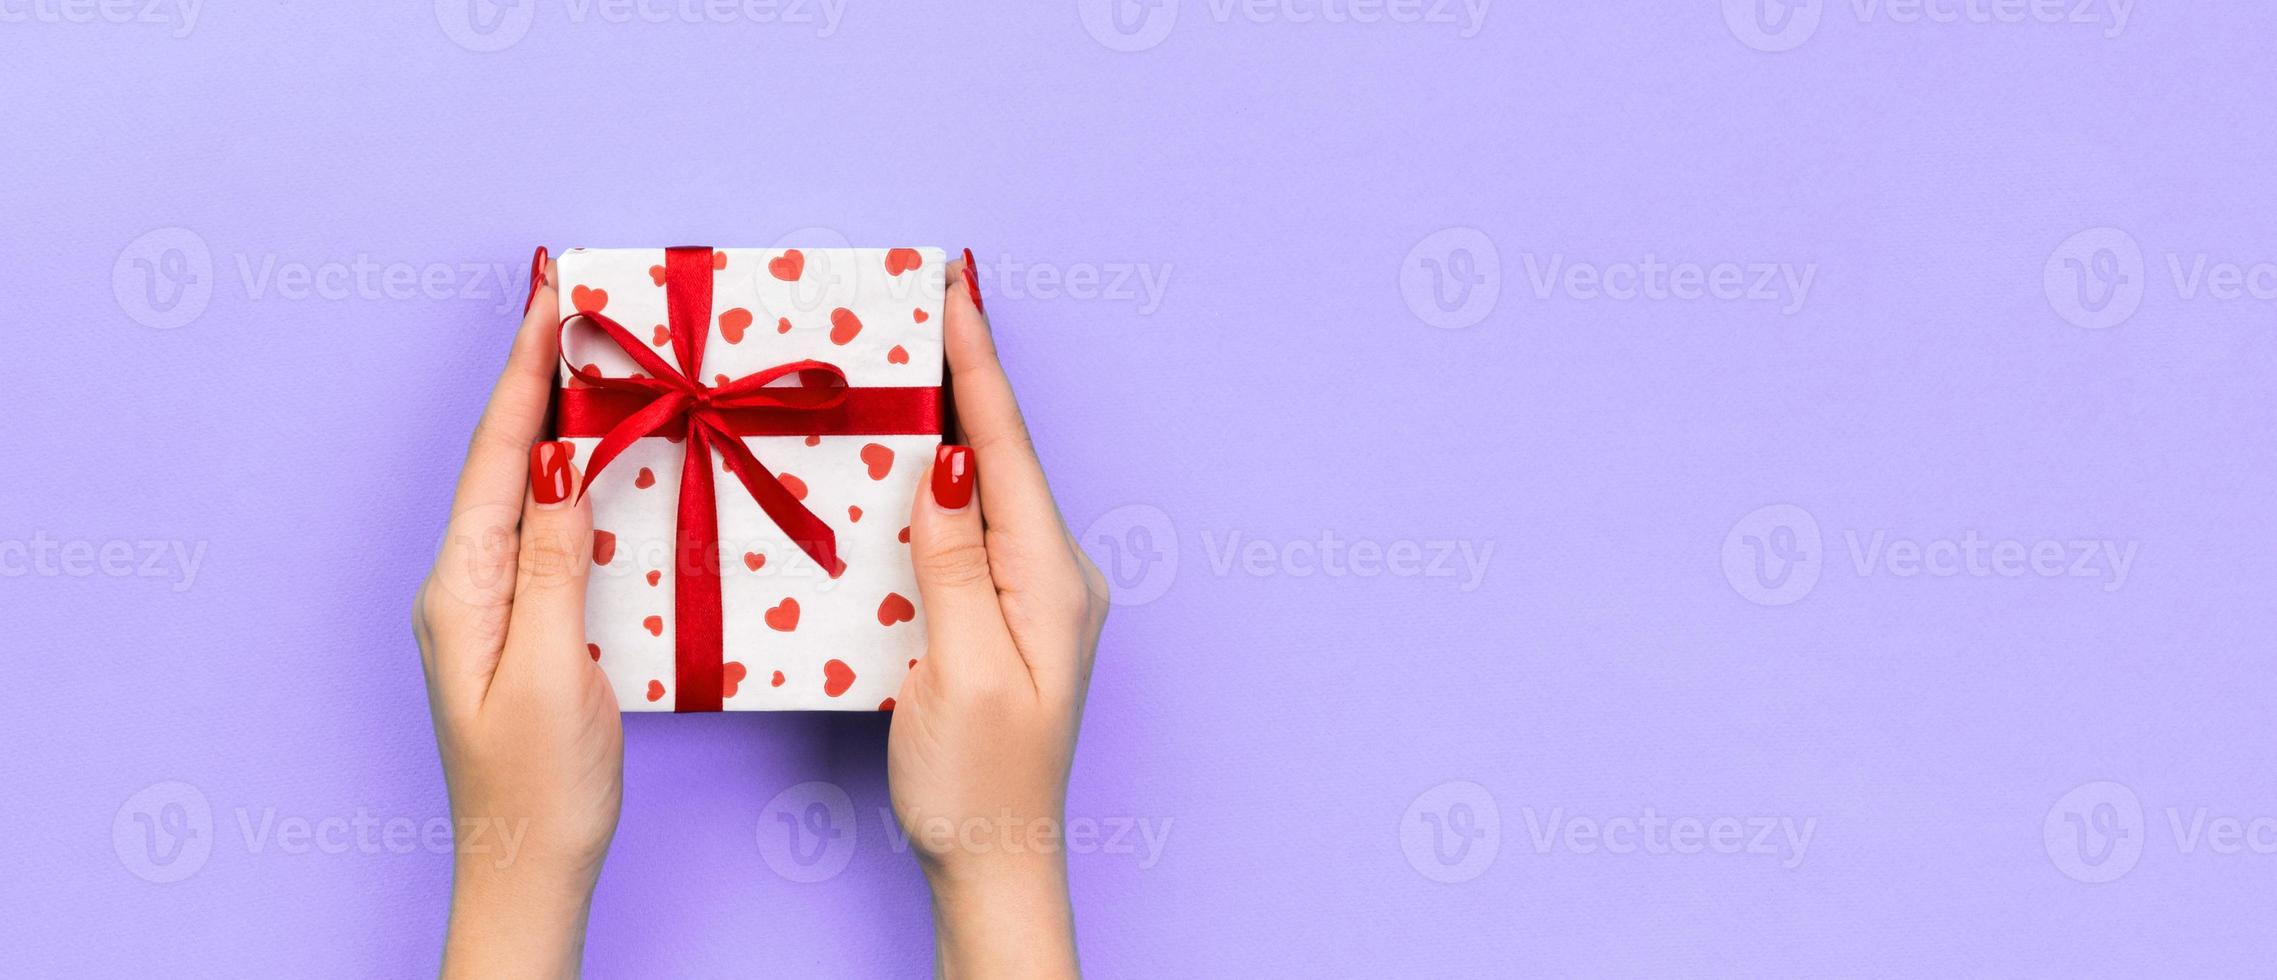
[890,251,1110,979]
[413,249,622,979]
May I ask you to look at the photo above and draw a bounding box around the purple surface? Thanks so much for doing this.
[5,2,2275,975]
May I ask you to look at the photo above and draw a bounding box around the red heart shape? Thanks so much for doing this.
[768,249,805,281]
[719,307,752,344]
[646,679,665,702]
[591,530,617,565]
[777,316,793,334]
[645,569,660,587]
[803,435,821,447]
[634,467,656,489]
[912,308,928,323]
[885,248,923,276]
[587,643,601,661]
[648,265,667,286]
[822,658,855,697]
[712,251,728,270]
[848,505,863,523]
[764,598,799,632]
[877,592,915,626]
[886,345,909,365]
[650,324,670,347]
[571,285,608,313]
[860,443,894,480]
[642,615,663,636]
[770,669,785,688]
[743,551,765,571]
[721,661,747,698]
[778,473,807,500]
[829,308,862,345]
[898,525,910,544]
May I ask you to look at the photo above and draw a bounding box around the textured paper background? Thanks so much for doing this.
[6,4,2276,977]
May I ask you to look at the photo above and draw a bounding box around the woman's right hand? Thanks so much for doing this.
[887,251,1109,978]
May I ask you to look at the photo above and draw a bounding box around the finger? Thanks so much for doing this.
[908,444,1022,684]
[452,247,562,520]
[499,439,596,686]
[422,248,558,699]
[943,251,1084,588]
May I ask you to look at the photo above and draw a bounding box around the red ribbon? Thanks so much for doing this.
[554,246,940,712]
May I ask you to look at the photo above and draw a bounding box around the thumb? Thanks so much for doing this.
[908,444,1015,680]
[503,440,595,674]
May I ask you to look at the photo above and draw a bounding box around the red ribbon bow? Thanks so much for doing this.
[553,246,940,711]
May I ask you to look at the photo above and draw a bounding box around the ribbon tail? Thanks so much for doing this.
[577,392,692,499]
[705,418,844,578]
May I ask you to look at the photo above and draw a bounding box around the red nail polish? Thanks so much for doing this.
[960,247,985,314]
[524,245,550,315]
[531,440,573,505]
[932,444,974,511]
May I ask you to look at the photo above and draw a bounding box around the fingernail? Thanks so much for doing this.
[960,247,985,314]
[523,245,550,315]
[531,440,573,506]
[931,444,974,511]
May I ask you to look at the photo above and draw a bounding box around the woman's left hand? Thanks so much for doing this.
[413,249,623,979]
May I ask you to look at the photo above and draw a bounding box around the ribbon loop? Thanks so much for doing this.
[557,308,842,575]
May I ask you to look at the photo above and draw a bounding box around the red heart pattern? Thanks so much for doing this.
[913,308,928,323]
[645,570,660,587]
[877,592,914,626]
[777,316,793,334]
[771,670,785,688]
[860,443,894,479]
[764,598,799,632]
[829,308,862,345]
[572,285,608,313]
[650,324,670,347]
[592,530,617,565]
[743,551,765,571]
[643,615,663,636]
[721,661,747,698]
[768,249,804,281]
[587,643,602,661]
[648,265,667,286]
[778,473,807,500]
[646,680,665,702]
[887,345,909,365]
[822,659,855,698]
[719,307,752,344]
[848,505,863,522]
[634,467,656,489]
[885,248,923,276]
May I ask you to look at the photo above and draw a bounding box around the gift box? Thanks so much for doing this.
[554,246,945,711]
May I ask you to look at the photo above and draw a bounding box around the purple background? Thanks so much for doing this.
[6,1,2275,975]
